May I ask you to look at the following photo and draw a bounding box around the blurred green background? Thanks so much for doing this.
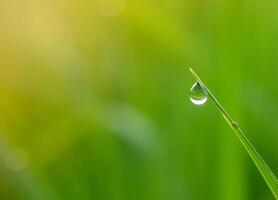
[0,0,278,199]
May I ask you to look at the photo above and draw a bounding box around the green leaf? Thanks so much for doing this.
[189,68,278,199]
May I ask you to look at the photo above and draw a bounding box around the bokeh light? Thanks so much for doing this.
[0,0,277,199]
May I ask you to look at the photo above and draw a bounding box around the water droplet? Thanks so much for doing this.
[189,82,208,105]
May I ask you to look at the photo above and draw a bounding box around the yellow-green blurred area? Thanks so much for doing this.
[0,0,278,199]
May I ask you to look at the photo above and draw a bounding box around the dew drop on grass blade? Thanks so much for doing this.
[188,68,278,199]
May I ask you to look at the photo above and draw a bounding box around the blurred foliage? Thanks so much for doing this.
[0,0,277,199]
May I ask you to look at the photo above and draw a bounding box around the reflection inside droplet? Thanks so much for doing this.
[189,82,208,105]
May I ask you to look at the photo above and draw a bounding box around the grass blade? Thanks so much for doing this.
[189,68,278,199]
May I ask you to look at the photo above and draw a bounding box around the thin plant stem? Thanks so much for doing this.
[189,68,278,199]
